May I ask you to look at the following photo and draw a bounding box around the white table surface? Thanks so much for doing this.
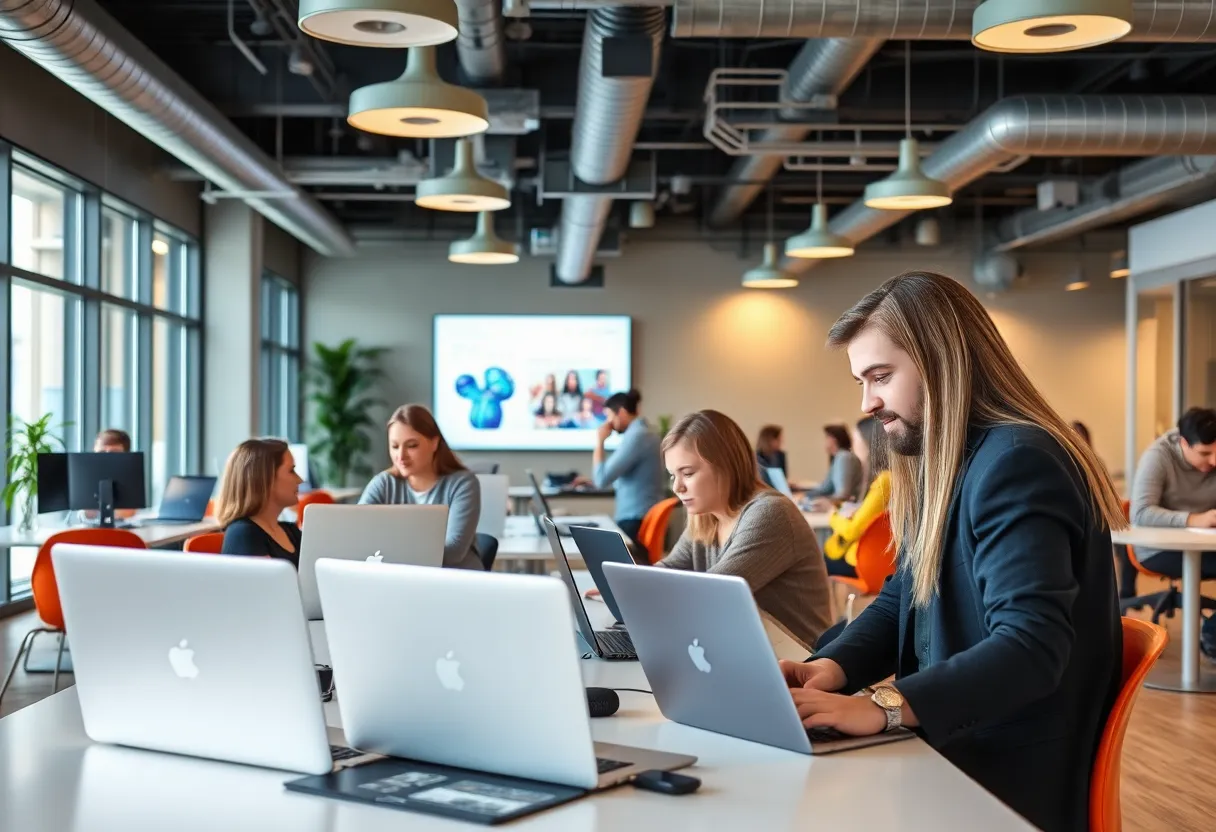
[802,511,833,530]
[0,517,222,549]
[1111,525,1216,693]
[496,515,619,563]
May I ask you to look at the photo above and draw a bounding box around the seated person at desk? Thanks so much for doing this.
[782,272,1123,832]
[823,415,890,578]
[803,424,864,508]
[81,429,137,522]
[359,404,482,570]
[755,424,787,475]
[218,438,303,566]
[658,409,833,650]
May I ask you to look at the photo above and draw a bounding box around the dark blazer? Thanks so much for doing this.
[813,424,1121,832]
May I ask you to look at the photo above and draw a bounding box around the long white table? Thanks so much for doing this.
[0,517,222,549]
[508,485,614,515]
[496,515,620,569]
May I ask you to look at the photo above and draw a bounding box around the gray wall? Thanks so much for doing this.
[304,235,1127,488]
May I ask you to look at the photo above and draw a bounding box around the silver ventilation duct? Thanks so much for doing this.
[455,0,507,85]
[708,37,883,228]
[555,7,666,284]
[784,96,1216,275]
[0,0,354,257]
[992,156,1216,253]
[672,0,1216,41]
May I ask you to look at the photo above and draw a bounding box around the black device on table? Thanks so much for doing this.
[543,517,636,661]
[39,451,147,528]
[526,469,599,537]
[567,524,639,624]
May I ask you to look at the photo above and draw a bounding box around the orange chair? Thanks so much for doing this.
[1117,499,1216,622]
[0,528,146,706]
[830,511,897,622]
[295,489,335,528]
[184,532,225,554]
[637,497,680,564]
[1090,617,1168,832]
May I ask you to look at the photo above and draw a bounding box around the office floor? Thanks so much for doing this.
[0,580,1212,830]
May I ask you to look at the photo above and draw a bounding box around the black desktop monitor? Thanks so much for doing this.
[66,452,147,528]
[36,452,70,513]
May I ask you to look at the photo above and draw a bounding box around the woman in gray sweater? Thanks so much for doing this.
[657,410,833,649]
[359,404,483,570]
[805,423,865,507]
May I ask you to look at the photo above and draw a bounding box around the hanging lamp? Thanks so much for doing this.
[743,243,798,289]
[348,46,488,139]
[973,0,1133,54]
[786,167,854,258]
[449,212,519,264]
[298,0,458,48]
[416,138,510,212]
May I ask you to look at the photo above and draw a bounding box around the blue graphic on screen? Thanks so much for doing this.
[455,367,515,429]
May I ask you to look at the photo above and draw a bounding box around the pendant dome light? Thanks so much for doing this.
[743,243,799,289]
[348,46,488,139]
[786,167,854,259]
[449,212,519,264]
[863,43,952,212]
[416,138,510,212]
[973,0,1133,54]
[298,0,458,48]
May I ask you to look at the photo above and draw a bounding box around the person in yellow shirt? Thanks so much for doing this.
[823,416,890,578]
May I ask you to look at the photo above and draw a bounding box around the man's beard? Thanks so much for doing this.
[876,409,924,457]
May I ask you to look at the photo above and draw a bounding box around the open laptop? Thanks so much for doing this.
[315,558,696,790]
[601,563,914,754]
[526,470,599,537]
[297,504,447,620]
[139,475,216,524]
[51,544,353,775]
[544,517,636,660]
[765,467,796,500]
[566,524,641,624]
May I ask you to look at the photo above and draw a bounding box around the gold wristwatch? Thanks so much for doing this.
[868,684,904,732]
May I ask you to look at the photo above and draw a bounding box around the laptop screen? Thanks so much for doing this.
[158,475,217,520]
[541,517,600,650]
[765,467,794,499]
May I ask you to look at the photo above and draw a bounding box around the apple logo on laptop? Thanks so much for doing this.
[366,551,383,563]
[688,639,712,673]
[168,640,199,679]
[435,651,464,691]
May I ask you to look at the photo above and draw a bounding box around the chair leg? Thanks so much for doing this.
[1151,585,1180,624]
[51,633,67,694]
[0,629,41,707]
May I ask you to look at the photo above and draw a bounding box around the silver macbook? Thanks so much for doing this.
[51,544,335,774]
[297,504,447,619]
[475,473,509,540]
[316,558,696,789]
[601,563,914,755]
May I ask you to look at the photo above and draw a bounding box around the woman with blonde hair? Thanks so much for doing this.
[359,404,482,570]
[658,409,832,649]
[218,438,304,564]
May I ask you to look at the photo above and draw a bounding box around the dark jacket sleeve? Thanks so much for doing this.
[810,566,902,690]
[221,520,272,557]
[894,443,1083,744]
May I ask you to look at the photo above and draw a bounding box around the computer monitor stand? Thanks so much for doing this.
[96,479,116,528]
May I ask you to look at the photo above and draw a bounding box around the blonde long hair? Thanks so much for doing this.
[827,271,1125,607]
[662,410,769,545]
[215,438,290,527]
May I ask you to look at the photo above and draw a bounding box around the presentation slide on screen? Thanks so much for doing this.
[433,315,632,451]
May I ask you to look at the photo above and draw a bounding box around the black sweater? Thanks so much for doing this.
[221,518,302,568]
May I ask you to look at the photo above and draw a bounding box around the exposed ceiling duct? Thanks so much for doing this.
[671,0,1216,41]
[782,96,1216,275]
[555,7,666,284]
[708,37,883,228]
[455,0,507,85]
[0,0,355,257]
[991,155,1216,253]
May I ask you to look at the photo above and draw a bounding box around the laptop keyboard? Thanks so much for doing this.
[330,745,363,761]
[805,726,849,743]
[596,757,631,774]
[595,629,636,658]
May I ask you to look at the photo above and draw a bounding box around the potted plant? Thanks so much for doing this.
[4,413,68,532]
[306,339,388,488]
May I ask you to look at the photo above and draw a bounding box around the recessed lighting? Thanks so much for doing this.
[348,46,488,139]
[972,0,1133,54]
[298,0,458,48]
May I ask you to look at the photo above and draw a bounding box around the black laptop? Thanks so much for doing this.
[526,470,598,537]
[542,517,636,661]
[567,525,642,625]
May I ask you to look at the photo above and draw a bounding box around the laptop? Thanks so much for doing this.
[140,475,216,523]
[765,467,795,500]
[566,524,641,624]
[51,545,345,774]
[315,558,696,790]
[475,473,509,540]
[526,470,599,537]
[544,517,636,660]
[601,563,915,755]
[297,504,447,620]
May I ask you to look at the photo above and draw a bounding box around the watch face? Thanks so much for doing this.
[873,686,903,709]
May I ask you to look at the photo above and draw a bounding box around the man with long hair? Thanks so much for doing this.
[782,272,1125,832]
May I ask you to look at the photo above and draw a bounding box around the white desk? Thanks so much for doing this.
[1111,525,1216,693]
[496,515,621,568]
[802,511,833,531]
[508,485,614,515]
[0,517,221,549]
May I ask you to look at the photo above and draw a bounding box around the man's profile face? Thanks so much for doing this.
[1180,437,1216,473]
[847,327,925,457]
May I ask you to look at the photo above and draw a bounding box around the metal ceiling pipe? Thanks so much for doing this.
[783,96,1216,274]
[455,0,507,85]
[672,0,1216,41]
[555,7,666,283]
[708,37,883,228]
[992,155,1216,252]
[0,0,354,257]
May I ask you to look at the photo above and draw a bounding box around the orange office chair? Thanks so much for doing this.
[184,532,225,554]
[0,528,146,706]
[830,511,897,623]
[637,497,681,564]
[295,489,335,528]
[1118,499,1216,623]
[1090,617,1168,832]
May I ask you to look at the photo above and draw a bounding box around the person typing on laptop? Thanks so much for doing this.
[217,438,303,566]
[656,410,833,650]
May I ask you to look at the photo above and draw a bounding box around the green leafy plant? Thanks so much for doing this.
[306,339,388,487]
[4,413,68,531]
[657,414,673,439]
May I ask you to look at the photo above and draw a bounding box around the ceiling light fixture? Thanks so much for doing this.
[1065,278,1091,291]
[449,212,519,264]
[416,138,510,212]
[298,0,458,48]
[151,238,170,256]
[973,0,1133,54]
[348,46,488,139]
[1110,249,1129,278]
[786,166,854,259]
[742,243,798,289]
[864,43,952,212]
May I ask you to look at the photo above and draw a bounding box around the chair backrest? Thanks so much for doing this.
[295,490,336,528]
[33,529,147,630]
[476,533,499,571]
[1090,617,1168,832]
[853,511,897,595]
[638,497,681,564]
[183,532,225,554]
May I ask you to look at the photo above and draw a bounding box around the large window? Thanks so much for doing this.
[261,273,301,442]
